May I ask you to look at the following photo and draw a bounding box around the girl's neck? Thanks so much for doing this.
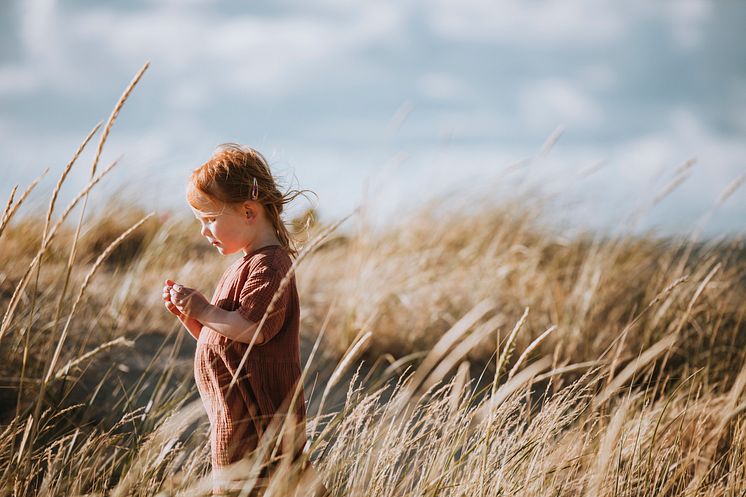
[243,233,282,256]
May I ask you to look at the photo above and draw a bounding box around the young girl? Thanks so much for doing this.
[161,143,326,496]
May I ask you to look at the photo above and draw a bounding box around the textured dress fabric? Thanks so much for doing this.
[194,244,307,473]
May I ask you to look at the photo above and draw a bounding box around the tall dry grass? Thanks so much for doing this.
[0,64,744,496]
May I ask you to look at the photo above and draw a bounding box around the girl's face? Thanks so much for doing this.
[190,197,254,256]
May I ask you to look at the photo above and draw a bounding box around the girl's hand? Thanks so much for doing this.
[163,279,185,318]
[164,279,205,340]
[167,280,210,321]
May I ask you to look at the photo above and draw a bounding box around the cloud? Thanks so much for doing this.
[663,0,711,49]
[519,78,604,132]
[416,72,476,102]
[613,107,745,186]
[424,0,713,49]
[601,106,746,236]
[0,111,219,215]
[1,2,404,100]
[1,0,740,238]
[577,64,617,91]
[368,105,746,238]
[164,80,210,111]
[425,0,627,45]
[0,65,41,96]
[69,4,403,98]
[19,0,56,58]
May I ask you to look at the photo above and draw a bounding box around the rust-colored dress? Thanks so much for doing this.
[194,244,307,474]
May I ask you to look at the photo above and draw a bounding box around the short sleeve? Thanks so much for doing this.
[237,264,289,345]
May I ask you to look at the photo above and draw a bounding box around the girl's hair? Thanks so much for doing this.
[187,143,316,259]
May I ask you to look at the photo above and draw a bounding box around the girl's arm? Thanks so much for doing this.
[166,281,268,345]
[197,305,266,345]
[177,314,204,341]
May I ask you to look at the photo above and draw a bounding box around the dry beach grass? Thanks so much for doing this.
[0,64,745,496]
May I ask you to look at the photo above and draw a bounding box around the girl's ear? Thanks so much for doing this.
[243,201,255,221]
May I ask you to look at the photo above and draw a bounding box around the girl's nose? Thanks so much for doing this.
[200,225,210,237]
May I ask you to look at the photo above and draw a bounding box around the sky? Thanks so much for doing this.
[1,0,744,240]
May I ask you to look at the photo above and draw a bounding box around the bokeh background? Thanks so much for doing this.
[1,0,744,238]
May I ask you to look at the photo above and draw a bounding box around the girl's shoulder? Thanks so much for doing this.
[241,245,292,275]
[212,246,292,304]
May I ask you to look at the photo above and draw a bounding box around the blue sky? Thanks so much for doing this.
[1,0,744,239]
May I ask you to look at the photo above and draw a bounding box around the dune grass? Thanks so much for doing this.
[0,65,744,496]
